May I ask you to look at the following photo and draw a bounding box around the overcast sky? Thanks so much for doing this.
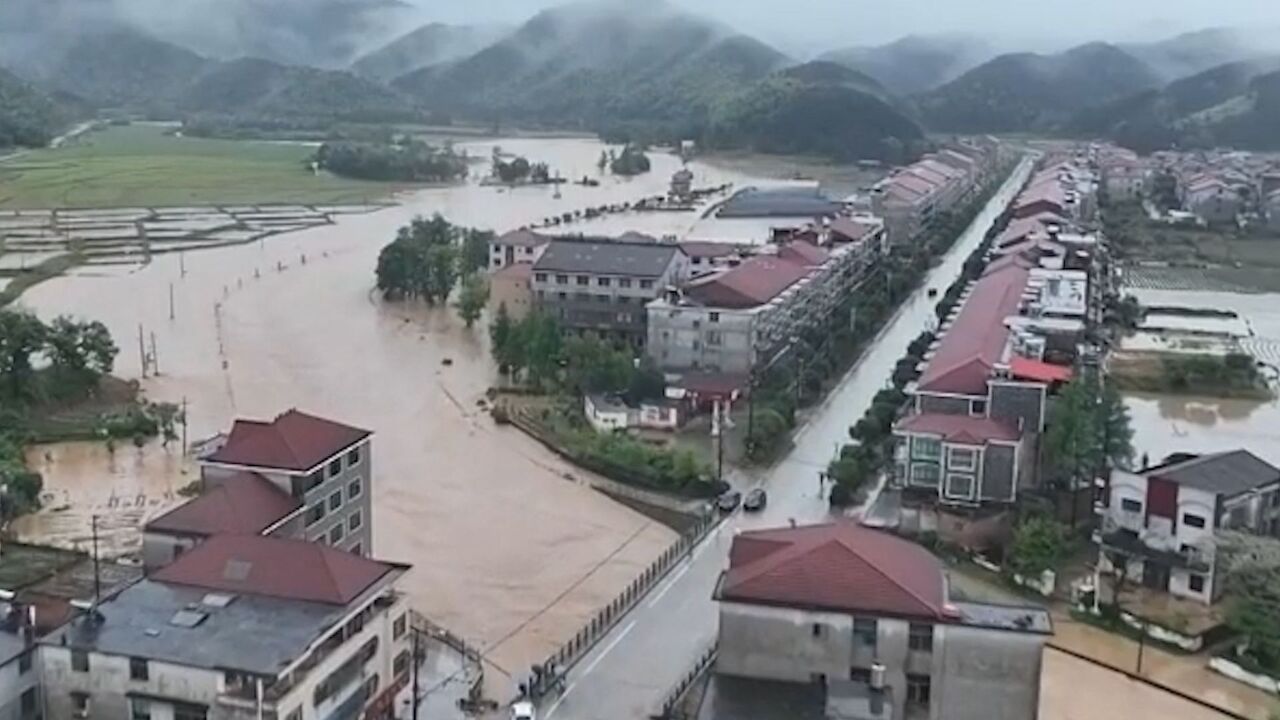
[416,0,1280,54]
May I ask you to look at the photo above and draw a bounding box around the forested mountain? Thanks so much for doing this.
[1121,28,1269,82]
[0,68,68,149]
[820,35,993,95]
[35,29,210,111]
[352,23,507,82]
[916,42,1162,133]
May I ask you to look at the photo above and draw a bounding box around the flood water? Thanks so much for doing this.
[11,138,806,681]
[1122,287,1280,467]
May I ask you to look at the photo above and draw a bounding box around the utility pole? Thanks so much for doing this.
[410,627,421,720]
[714,399,725,482]
[90,515,101,607]
[169,282,175,321]
[137,324,147,379]
[150,332,159,375]
[181,396,189,457]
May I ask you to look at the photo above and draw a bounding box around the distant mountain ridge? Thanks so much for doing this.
[916,42,1162,133]
[0,67,69,148]
[351,23,508,82]
[820,35,994,95]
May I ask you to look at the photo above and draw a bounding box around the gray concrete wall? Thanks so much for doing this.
[300,437,372,556]
[646,304,756,373]
[0,653,39,720]
[989,383,1043,433]
[917,394,972,416]
[41,647,223,720]
[717,602,854,683]
[141,531,200,570]
[935,625,1045,720]
[979,444,1017,502]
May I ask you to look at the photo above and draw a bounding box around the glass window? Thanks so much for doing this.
[394,613,408,639]
[852,617,877,647]
[71,649,89,672]
[640,280,654,289]
[346,446,361,467]
[349,511,363,531]
[556,274,568,284]
[1189,574,1206,592]
[306,503,325,526]
[131,698,151,720]
[129,656,149,681]
[348,478,362,500]
[811,623,823,637]
[907,674,931,706]
[709,312,720,323]
[970,399,988,415]
[908,623,934,652]
[328,490,342,511]
[394,649,412,678]
[946,473,975,499]
[21,688,36,715]
[912,437,942,461]
[173,702,207,720]
[329,524,344,544]
[1183,513,1206,529]
[328,458,342,477]
[598,277,611,287]
[912,462,941,488]
[71,693,90,715]
[18,649,30,674]
[576,275,589,286]
[947,447,977,472]
[706,331,722,346]
[1121,498,1142,513]
[619,278,632,288]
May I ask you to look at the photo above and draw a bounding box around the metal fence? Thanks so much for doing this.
[521,510,719,701]
[651,644,717,720]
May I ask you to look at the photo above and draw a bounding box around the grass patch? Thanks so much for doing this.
[0,544,84,591]
[0,252,82,307]
[1108,351,1273,400]
[0,124,401,209]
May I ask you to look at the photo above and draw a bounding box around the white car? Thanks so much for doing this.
[511,701,536,720]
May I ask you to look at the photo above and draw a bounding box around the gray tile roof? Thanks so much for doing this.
[46,579,349,675]
[717,186,842,219]
[534,240,678,278]
[1149,449,1280,497]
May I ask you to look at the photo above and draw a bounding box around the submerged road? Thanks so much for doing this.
[544,156,1035,720]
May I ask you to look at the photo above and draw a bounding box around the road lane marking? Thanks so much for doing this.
[546,619,638,718]
[648,564,691,607]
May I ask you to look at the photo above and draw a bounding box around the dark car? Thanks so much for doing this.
[717,490,742,513]
[743,488,767,512]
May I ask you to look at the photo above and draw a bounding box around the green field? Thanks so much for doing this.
[0,124,399,209]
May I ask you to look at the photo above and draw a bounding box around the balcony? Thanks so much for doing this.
[1098,524,1212,572]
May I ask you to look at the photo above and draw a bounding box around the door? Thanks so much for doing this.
[1141,560,1170,591]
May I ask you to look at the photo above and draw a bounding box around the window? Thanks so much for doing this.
[329,524,344,544]
[812,623,823,638]
[306,503,325,526]
[908,623,934,652]
[21,688,36,716]
[71,693,90,717]
[346,446,361,467]
[945,473,975,500]
[576,275,589,286]
[596,294,610,304]
[348,478,362,500]
[912,437,942,461]
[849,667,871,683]
[71,649,90,672]
[1183,513,1206,529]
[18,649,30,674]
[709,312,720,323]
[349,511,363,531]
[328,489,342,511]
[574,292,590,301]
[535,273,547,283]
[129,656,149,681]
[640,280,654,289]
[907,674,932,707]
[619,278,632,288]
[911,462,941,488]
[1229,506,1248,528]
[556,274,568,285]
[598,277,611,287]
[130,698,151,720]
[1121,498,1142,513]
[394,613,408,639]
[328,458,342,478]
[1189,574,1206,593]
[947,447,977,472]
[394,649,412,677]
[706,331,722,346]
[1271,491,1280,508]
[173,702,207,720]
[557,292,567,300]
[970,399,987,416]
[852,617,877,647]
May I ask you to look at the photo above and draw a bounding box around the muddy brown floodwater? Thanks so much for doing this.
[12,138,788,688]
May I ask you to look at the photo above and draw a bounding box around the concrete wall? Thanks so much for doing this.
[979,443,1017,502]
[489,269,534,321]
[989,382,1044,433]
[0,652,39,720]
[936,625,1044,720]
[42,647,223,720]
[717,602,854,684]
[916,394,972,416]
[646,304,757,373]
[298,437,373,556]
[141,531,200,570]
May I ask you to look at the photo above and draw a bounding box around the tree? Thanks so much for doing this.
[597,151,608,172]
[460,229,494,276]
[79,320,117,375]
[375,236,420,299]
[1007,516,1066,578]
[0,310,48,402]
[424,244,458,305]
[1217,532,1280,675]
[490,303,519,372]
[455,274,489,329]
[521,311,563,390]
[626,358,666,404]
[562,335,633,396]
[1044,378,1101,527]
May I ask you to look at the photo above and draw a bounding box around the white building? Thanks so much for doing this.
[1097,450,1280,604]
[40,535,413,720]
[0,610,39,720]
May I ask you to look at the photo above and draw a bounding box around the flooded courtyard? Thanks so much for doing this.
[9,138,801,685]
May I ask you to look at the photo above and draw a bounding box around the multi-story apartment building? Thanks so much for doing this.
[0,604,39,720]
[532,238,688,346]
[647,225,883,374]
[40,535,412,720]
[147,410,372,566]
[871,143,997,246]
[715,522,1051,720]
[1096,449,1280,604]
[489,229,549,271]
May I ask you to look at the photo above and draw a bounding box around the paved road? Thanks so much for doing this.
[544,158,1036,720]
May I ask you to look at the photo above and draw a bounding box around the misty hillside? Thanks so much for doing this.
[182,58,420,123]
[0,68,70,149]
[34,29,211,110]
[916,42,1162,133]
[820,35,993,95]
[707,61,925,162]
[352,23,508,82]
[393,0,788,133]
[1070,60,1280,152]
[1121,28,1269,82]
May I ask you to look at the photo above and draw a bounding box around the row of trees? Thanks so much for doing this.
[0,310,118,405]
[1043,375,1134,526]
[315,139,469,182]
[374,214,494,327]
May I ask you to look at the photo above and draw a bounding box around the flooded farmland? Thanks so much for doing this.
[10,138,804,685]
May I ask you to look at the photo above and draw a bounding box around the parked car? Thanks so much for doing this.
[512,701,536,720]
[717,490,742,513]
[743,488,767,512]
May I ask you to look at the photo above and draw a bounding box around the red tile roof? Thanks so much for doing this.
[145,472,300,537]
[777,240,828,266]
[828,217,877,243]
[718,522,954,621]
[685,256,811,309]
[896,413,1021,444]
[207,410,370,472]
[152,535,394,605]
[1009,356,1073,384]
[917,257,1032,395]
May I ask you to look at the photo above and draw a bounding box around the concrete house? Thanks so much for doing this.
[0,603,40,720]
[151,410,373,566]
[1183,177,1241,225]
[489,229,549,270]
[488,262,534,321]
[714,522,1051,720]
[1097,450,1280,604]
[532,238,688,347]
[40,535,412,720]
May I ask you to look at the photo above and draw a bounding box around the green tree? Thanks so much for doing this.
[1218,532,1280,675]
[0,310,48,403]
[490,303,519,372]
[562,335,634,396]
[521,311,563,390]
[79,320,117,376]
[455,274,489,329]
[424,244,458,305]
[461,229,494,276]
[627,357,666,403]
[1007,516,1066,578]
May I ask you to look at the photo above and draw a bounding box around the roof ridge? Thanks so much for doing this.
[835,535,943,617]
